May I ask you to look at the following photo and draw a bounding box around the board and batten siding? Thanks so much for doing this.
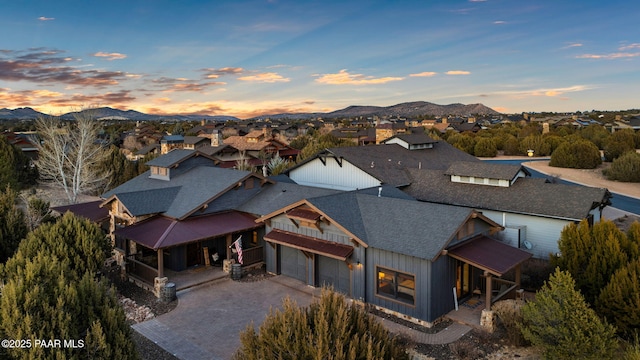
[263,214,366,299]
[482,210,572,259]
[365,247,435,324]
[289,158,381,190]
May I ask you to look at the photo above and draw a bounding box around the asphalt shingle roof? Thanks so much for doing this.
[102,165,253,219]
[302,142,479,187]
[307,192,474,260]
[404,168,610,220]
[145,149,196,167]
[444,161,527,181]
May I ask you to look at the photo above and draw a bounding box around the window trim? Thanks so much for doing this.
[375,266,416,306]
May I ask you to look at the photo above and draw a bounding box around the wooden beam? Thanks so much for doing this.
[485,272,492,311]
[157,249,164,278]
[349,238,360,247]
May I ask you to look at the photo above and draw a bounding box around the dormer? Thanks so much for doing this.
[149,165,170,180]
[445,161,529,187]
[383,134,437,150]
[145,149,215,181]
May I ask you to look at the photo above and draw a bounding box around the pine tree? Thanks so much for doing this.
[2,212,111,279]
[0,186,28,263]
[0,212,137,359]
[554,219,628,304]
[519,268,618,360]
[597,259,640,339]
[0,137,38,190]
[234,288,408,360]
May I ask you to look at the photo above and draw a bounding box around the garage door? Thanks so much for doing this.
[317,256,350,295]
[280,245,307,283]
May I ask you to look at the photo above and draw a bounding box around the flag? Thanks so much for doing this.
[234,236,243,265]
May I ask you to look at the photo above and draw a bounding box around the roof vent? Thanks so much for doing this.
[378,187,382,197]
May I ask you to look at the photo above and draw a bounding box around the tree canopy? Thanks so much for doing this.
[234,288,408,360]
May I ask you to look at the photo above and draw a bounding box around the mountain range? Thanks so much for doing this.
[0,101,500,121]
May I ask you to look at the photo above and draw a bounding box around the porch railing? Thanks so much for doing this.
[241,246,263,266]
[126,254,158,284]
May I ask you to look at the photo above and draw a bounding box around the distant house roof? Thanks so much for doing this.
[383,133,438,146]
[444,161,529,181]
[51,200,110,223]
[135,143,160,156]
[145,149,216,168]
[287,142,479,187]
[404,168,610,221]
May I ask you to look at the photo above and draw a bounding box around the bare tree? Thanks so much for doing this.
[35,110,111,204]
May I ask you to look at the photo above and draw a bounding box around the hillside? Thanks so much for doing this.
[0,101,500,121]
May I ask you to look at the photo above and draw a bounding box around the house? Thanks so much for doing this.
[402,162,611,259]
[255,191,531,326]
[286,134,478,190]
[284,137,611,259]
[100,149,274,295]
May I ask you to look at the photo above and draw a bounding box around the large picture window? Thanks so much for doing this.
[376,267,415,305]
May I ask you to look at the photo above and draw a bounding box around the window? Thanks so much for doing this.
[376,267,415,304]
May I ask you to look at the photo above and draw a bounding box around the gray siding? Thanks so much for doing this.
[365,247,434,322]
[483,210,571,259]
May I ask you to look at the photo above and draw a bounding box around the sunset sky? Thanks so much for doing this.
[1,0,638,118]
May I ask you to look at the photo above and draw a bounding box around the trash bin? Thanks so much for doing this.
[162,282,176,302]
[231,263,242,280]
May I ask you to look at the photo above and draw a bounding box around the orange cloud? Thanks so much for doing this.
[92,52,127,60]
[445,70,471,75]
[410,71,437,77]
[238,72,290,83]
[315,69,403,85]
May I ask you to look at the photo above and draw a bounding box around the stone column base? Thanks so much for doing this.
[154,277,168,298]
[480,309,495,333]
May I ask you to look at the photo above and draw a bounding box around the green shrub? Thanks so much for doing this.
[474,137,498,157]
[550,139,602,169]
[519,268,618,360]
[233,288,408,360]
[604,129,636,162]
[596,259,640,339]
[603,151,640,182]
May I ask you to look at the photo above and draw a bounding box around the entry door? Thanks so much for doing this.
[456,261,471,299]
[186,242,201,267]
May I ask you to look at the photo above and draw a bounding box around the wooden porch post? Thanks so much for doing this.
[515,264,521,290]
[485,271,492,311]
[226,233,233,261]
[157,249,164,278]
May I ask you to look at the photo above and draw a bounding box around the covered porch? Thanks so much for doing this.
[114,211,265,295]
[446,235,532,326]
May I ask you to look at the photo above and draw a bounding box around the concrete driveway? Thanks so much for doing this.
[133,276,321,360]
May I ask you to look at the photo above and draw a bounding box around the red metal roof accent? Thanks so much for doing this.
[286,208,321,221]
[51,200,110,223]
[115,211,260,250]
[264,229,353,261]
[447,236,532,276]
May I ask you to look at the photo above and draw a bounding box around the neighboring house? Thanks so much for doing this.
[220,129,300,168]
[2,131,39,159]
[255,191,531,326]
[100,149,273,295]
[284,136,611,259]
[286,134,478,190]
[402,162,611,259]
